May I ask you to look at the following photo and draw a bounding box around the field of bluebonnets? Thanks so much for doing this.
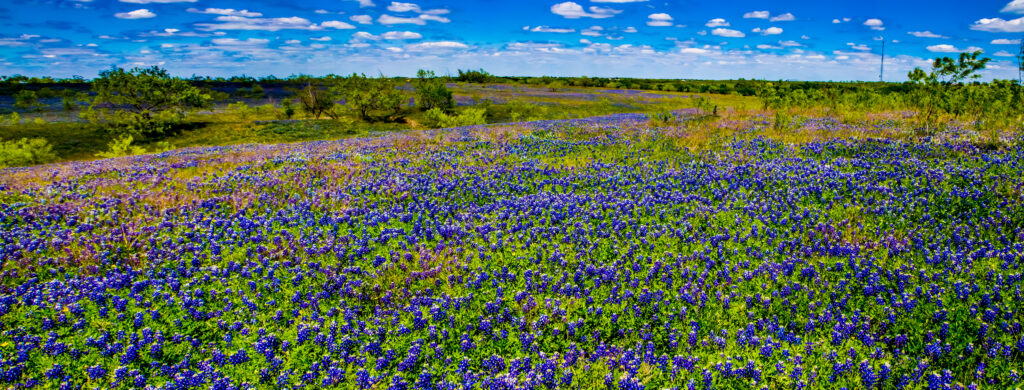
[2,105,1024,390]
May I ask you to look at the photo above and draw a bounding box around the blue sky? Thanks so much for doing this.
[1,0,1023,81]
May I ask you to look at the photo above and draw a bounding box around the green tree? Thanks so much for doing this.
[14,90,42,111]
[0,138,56,167]
[414,69,453,111]
[930,50,990,85]
[89,66,212,137]
[331,74,404,122]
[295,84,335,119]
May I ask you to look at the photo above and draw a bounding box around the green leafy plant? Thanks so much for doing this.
[414,70,454,111]
[0,137,55,167]
[424,107,486,128]
[295,84,335,119]
[331,74,404,122]
[89,66,212,137]
[95,135,147,158]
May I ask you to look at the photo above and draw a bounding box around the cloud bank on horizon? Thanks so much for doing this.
[1,0,1022,81]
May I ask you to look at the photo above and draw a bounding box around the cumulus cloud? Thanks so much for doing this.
[350,15,372,24]
[926,44,983,53]
[743,11,769,19]
[833,17,851,24]
[530,26,575,33]
[770,13,795,22]
[863,18,884,31]
[705,18,729,27]
[115,9,156,19]
[679,47,710,54]
[196,16,320,31]
[971,17,1024,32]
[623,26,637,33]
[992,38,1022,44]
[381,31,422,39]
[405,41,469,50]
[847,42,871,51]
[580,26,604,36]
[322,20,356,29]
[908,31,945,38]
[385,2,449,15]
[187,8,261,17]
[551,2,620,19]
[711,28,744,38]
[378,13,449,25]
[388,2,420,12]
[309,36,331,41]
[753,27,783,35]
[590,0,648,2]
[1002,0,1024,13]
[993,50,1015,56]
[211,38,269,45]
[647,13,673,27]
[348,0,375,7]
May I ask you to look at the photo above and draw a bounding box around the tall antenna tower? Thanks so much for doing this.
[879,39,885,82]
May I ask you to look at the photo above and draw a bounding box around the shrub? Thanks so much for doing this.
[424,107,487,128]
[414,70,454,111]
[89,66,212,137]
[332,74,404,122]
[295,84,335,119]
[95,135,146,159]
[0,138,56,168]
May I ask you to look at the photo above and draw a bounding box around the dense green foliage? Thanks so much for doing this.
[415,70,454,111]
[85,66,213,137]
[0,137,55,167]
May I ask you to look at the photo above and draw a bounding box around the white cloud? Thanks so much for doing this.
[711,28,744,38]
[623,26,637,33]
[926,44,961,52]
[211,38,269,45]
[315,9,329,14]
[285,39,301,44]
[832,17,851,24]
[187,8,262,17]
[551,2,619,19]
[1002,0,1024,13]
[908,31,945,38]
[581,26,604,36]
[779,40,803,47]
[679,47,710,54]
[590,0,648,2]
[388,2,421,12]
[382,31,423,39]
[992,38,1022,44]
[863,18,884,31]
[847,42,871,51]
[349,0,375,7]
[971,17,1024,32]
[119,0,194,3]
[350,15,372,25]
[115,9,156,19]
[994,50,1015,56]
[743,10,769,19]
[322,20,356,29]
[753,27,783,35]
[647,13,673,27]
[196,16,320,31]
[705,18,729,27]
[419,14,450,22]
[378,14,425,25]
[769,13,795,22]
[531,26,575,33]
[310,36,332,41]
[405,41,469,50]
